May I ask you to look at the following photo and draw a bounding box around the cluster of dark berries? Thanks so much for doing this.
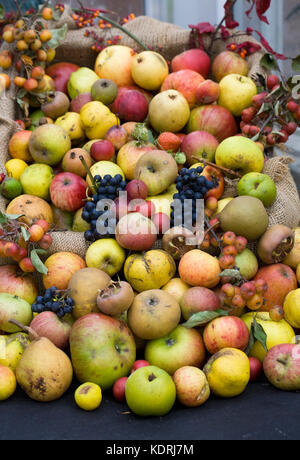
[32,286,74,318]
[170,166,215,228]
[82,174,127,242]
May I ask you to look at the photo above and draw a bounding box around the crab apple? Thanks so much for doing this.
[247,294,264,311]
[286,100,299,113]
[278,130,289,143]
[152,212,170,234]
[42,7,53,20]
[3,242,20,259]
[19,257,35,273]
[219,254,235,269]
[254,279,268,294]
[31,66,45,80]
[34,219,50,233]
[234,236,248,254]
[266,134,276,145]
[24,78,38,92]
[131,360,150,373]
[252,92,268,109]
[240,282,256,300]
[285,122,297,135]
[221,283,235,298]
[39,233,53,250]
[241,106,257,123]
[222,231,236,246]
[249,357,262,382]
[29,224,44,242]
[14,247,27,262]
[269,305,284,322]
[112,377,128,402]
[222,245,238,257]
[125,179,148,200]
[267,75,280,90]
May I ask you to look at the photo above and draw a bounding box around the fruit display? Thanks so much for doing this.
[1,0,300,425]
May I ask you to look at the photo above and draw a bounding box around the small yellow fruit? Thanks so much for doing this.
[283,288,300,328]
[5,159,28,180]
[0,364,16,400]
[203,348,250,398]
[74,382,102,411]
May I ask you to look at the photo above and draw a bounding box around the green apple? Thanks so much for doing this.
[237,172,277,207]
[20,163,54,200]
[72,207,91,232]
[67,67,99,99]
[28,124,71,166]
[144,325,206,375]
[125,365,176,416]
[29,109,45,131]
[218,74,257,116]
[235,248,258,280]
[85,238,126,277]
[215,136,264,175]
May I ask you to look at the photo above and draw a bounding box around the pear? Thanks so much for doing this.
[10,320,73,402]
[218,196,269,241]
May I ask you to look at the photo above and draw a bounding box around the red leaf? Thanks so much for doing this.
[253,29,288,60]
[246,0,256,17]
[221,25,230,39]
[188,22,215,34]
[256,0,271,24]
[224,0,239,29]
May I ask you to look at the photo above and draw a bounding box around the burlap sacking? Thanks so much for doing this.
[0,7,299,268]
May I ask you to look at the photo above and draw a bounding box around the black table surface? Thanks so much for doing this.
[1,376,300,441]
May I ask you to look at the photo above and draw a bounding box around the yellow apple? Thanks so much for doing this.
[55,112,85,145]
[85,238,126,277]
[162,278,190,304]
[94,45,135,87]
[86,161,125,188]
[218,74,257,116]
[131,51,169,90]
[149,90,190,133]
[146,184,176,217]
[215,136,264,175]
[80,101,119,140]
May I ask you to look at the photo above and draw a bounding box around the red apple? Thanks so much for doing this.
[117,90,149,122]
[90,139,115,161]
[126,179,148,200]
[249,357,262,382]
[180,286,220,321]
[196,80,220,105]
[105,125,128,150]
[46,62,79,94]
[187,104,238,142]
[116,212,157,251]
[50,172,87,212]
[171,48,211,79]
[203,316,250,354]
[161,69,205,109]
[254,264,297,311]
[152,212,170,234]
[112,376,128,402]
[114,195,129,220]
[212,51,249,82]
[110,85,152,114]
[30,311,73,349]
[0,264,38,305]
[181,130,219,166]
[70,92,92,113]
[128,199,155,218]
[263,343,300,391]
[130,359,150,373]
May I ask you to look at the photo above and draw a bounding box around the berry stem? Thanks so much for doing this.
[79,155,97,193]
[192,156,242,178]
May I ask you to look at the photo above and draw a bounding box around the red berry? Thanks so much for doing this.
[285,122,297,135]
[266,133,276,145]
[286,100,299,113]
[267,74,280,90]
[234,236,248,253]
[278,129,289,143]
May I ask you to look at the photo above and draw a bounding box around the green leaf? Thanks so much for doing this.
[147,129,155,144]
[274,100,280,117]
[252,316,268,352]
[47,23,68,49]
[1,212,24,221]
[260,53,277,71]
[0,211,8,224]
[244,328,255,355]
[34,248,47,255]
[181,309,229,329]
[30,249,48,275]
[21,226,30,242]
[0,4,4,19]
[251,132,261,142]
[292,55,300,73]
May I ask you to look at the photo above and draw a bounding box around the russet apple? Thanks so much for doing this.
[218,74,257,117]
[187,104,238,142]
[116,212,157,251]
[179,249,221,288]
[171,48,211,78]
[50,172,87,212]
[203,316,250,354]
[62,148,93,177]
[263,343,300,391]
[180,286,220,320]
[212,51,249,82]
[181,130,219,165]
[149,89,190,133]
[161,69,205,108]
[94,45,135,87]
[116,141,156,181]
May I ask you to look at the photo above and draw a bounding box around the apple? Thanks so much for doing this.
[162,278,190,304]
[148,90,190,133]
[125,365,176,416]
[0,364,16,401]
[218,74,257,117]
[254,264,297,311]
[85,238,126,277]
[249,357,262,382]
[152,212,170,234]
[105,125,128,151]
[46,61,79,94]
[67,67,99,99]
[70,313,136,390]
[42,252,86,290]
[30,311,73,349]
[134,150,178,196]
[201,165,225,200]
[237,172,277,207]
[187,105,238,142]
[131,359,150,374]
[180,286,220,320]
[110,85,152,115]
[112,376,128,402]
[126,179,148,200]
[144,325,206,375]
[117,141,156,181]
[0,264,38,305]
[196,80,220,105]
[90,139,115,162]
[161,69,205,109]
[41,91,70,119]
[28,124,71,166]
[116,212,157,251]
[62,147,93,177]
[8,130,33,162]
[91,78,118,105]
[94,45,135,87]
[212,51,249,82]
[50,172,87,212]
[173,366,210,407]
[171,48,211,78]
[131,50,169,90]
[215,136,264,175]
[179,249,221,288]
[114,195,129,221]
[69,92,92,113]
[203,316,250,354]
[117,90,149,123]
[181,130,219,165]
[128,199,155,219]
[235,248,259,280]
[263,343,300,391]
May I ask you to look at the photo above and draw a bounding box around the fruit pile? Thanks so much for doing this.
[1,3,300,419]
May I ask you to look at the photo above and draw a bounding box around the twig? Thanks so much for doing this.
[191,156,242,178]
[208,0,239,55]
